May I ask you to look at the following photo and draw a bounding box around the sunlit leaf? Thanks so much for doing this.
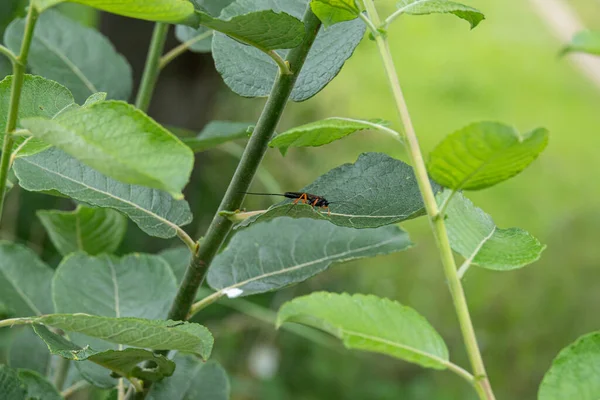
[0,75,74,157]
[14,148,193,239]
[427,122,548,191]
[5,10,132,103]
[238,152,438,229]
[561,30,600,56]
[310,0,360,27]
[394,0,484,29]
[33,0,194,23]
[32,325,175,382]
[0,242,53,317]
[439,190,545,271]
[539,331,600,400]
[277,292,449,369]
[22,100,194,198]
[37,205,127,256]
[212,0,365,101]
[208,217,412,297]
[268,117,391,153]
[147,355,229,400]
[195,9,305,51]
[182,121,253,152]
[36,314,213,359]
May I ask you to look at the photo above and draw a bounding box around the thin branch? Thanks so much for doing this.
[360,2,496,399]
[135,23,169,112]
[0,44,19,65]
[160,30,214,70]
[61,381,90,399]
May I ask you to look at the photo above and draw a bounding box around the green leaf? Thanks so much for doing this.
[159,247,191,283]
[33,0,195,23]
[194,9,305,51]
[539,331,600,400]
[0,56,10,82]
[14,148,193,239]
[0,242,54,317]
[0,365,26,400]
[310,0,360,27]
[562,30,600,56]
[83,92,107,106]
[147,355,230,400]
[212,0,365,101]
[208,217,412,297]
[427,122,548,191]
[5,10,132,103]
[8,327,51,375]
[0,75,75,158]
[16,369,62,400]
[32,325,176,382]
[37,205,127,256]
[269,117,391,152]
[22,100,194,198]
[238,152,439,229]
[182,121,253,152]
[36,314,213,359]
[175,25,213,53]
[277,292,449,369]
[394,0,485,29]
[53,253,178,319]
[440,190,545,271]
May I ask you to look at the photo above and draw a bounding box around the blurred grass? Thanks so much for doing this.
[212,1,600,399]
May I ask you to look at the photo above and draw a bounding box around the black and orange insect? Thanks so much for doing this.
[241,191,332,215]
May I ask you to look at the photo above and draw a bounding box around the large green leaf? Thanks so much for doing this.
[8,327,50,375]
[32,325,175,382]
[393,0,484,29]
[0,75,75,157]
[195,9,304,51]
[147,355,229,400]
[35,314,213,359]
[268,117,391,153]
[33,0,195,23]
[212,0,365,101]
[238,152,438,229]
[14,148,193,238]
[208,217,412,297]
[562,30,600,56]
[0,365,26,400]
[53,253,177,320]
[182,121,253,152]
[159,247,191,283]
[22,100,194,198]
[539,332,600,400]
[16,369,62,400]
[277,292,449,369]
[5,10,132,103]
[440,191,545,271]
[0,242,54,317]
[37,205,127,256]
[310,0,360,27]
[427,122,548,191]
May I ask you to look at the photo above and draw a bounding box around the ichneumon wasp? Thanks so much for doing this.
[241,191,333,215]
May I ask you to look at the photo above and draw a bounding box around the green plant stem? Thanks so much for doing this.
[0,317,34,328]
[0,44,18,65]
[53,357,70,391]
[166,8,322,323]
[159,30,214,70]
[61,381,90,399]
[361,2,495,399]
[0,5,38,224]
[135,23,169,112]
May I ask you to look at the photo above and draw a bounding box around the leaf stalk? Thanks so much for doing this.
[159,30,214,70]
[360,2,496,399]
[135,23,169,112]
[0,44,19,65]
[0,5,38,224]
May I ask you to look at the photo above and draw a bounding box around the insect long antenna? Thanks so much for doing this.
[239,191,287,197]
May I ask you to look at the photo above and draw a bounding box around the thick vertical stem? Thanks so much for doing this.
[361,2,495,399]
[135,23,169,112]
[0,5,38,224]
[166,9,322,322]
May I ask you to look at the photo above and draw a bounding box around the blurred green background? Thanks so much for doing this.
[2,0,600,399]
